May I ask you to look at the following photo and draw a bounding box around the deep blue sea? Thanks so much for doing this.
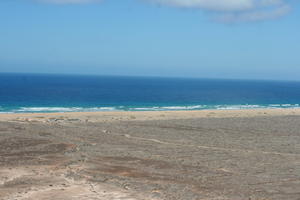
[1,73,300,113]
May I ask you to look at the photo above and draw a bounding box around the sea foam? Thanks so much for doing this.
[2,104,298,113]
[15,107,117,113]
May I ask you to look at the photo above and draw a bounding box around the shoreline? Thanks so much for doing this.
[1,103,300,113]
[1,108,300,123]
[1,107,300,199]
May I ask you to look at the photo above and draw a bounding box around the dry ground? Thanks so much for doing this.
[0,110,299,200]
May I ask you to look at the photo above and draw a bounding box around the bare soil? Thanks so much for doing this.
[0,112,299,200]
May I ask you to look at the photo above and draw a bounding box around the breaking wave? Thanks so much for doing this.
[15,107,118,112]
[0,104,299,113]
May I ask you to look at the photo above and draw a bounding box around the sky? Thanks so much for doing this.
[0,0,299,80]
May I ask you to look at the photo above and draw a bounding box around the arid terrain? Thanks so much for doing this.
[0,109,300,200]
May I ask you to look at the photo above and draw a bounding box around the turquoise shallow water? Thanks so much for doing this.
[0,73,300,113]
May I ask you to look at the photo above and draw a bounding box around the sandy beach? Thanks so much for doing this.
[0,109,300,200]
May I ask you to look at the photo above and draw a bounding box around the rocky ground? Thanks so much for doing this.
[0,110,300,200]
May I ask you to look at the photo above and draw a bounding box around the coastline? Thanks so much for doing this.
[1,108,300,200]
[1,108,300,123]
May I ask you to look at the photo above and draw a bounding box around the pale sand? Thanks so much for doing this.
[1,108,300,123]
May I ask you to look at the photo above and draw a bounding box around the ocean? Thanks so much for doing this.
[0,73,300,113]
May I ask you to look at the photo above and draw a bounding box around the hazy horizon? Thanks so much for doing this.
[1,0,299,81]
[1,71,300,83]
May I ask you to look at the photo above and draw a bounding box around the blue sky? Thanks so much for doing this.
[0,0,299,80]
